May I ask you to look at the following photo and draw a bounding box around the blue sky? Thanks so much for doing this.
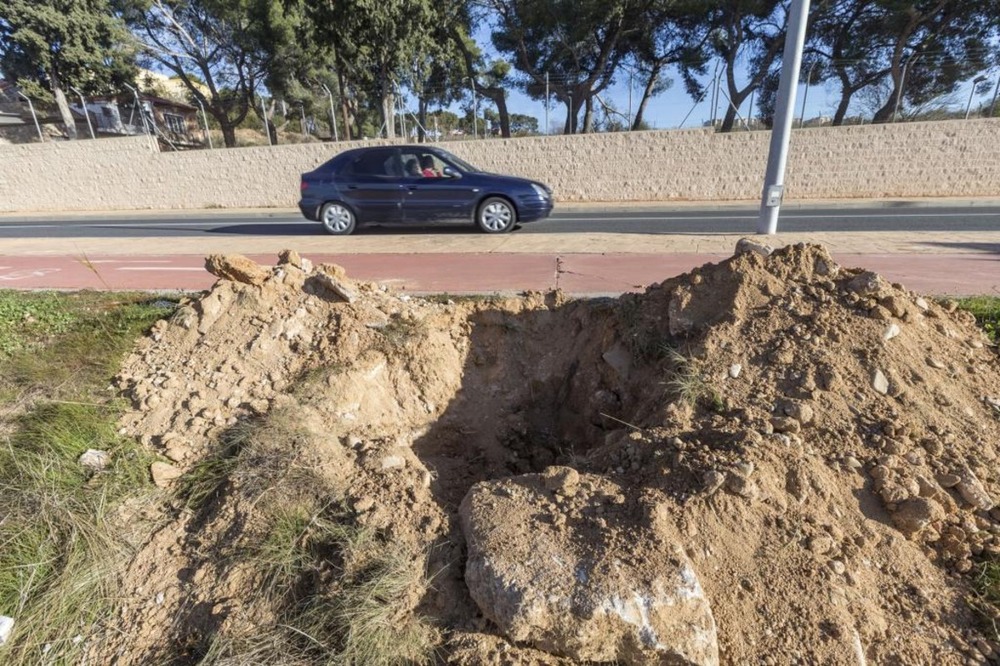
[485,63,996,131]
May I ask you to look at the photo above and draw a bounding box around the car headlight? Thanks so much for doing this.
[530,183,550,198]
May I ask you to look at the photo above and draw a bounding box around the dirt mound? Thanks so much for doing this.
[96,242,1000,665]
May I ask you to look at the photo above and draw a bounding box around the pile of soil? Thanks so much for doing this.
[93,243,1000,664]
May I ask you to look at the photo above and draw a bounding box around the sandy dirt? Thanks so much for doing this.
[89,243,1000,665]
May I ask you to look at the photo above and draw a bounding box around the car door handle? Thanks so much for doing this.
[346,185,358,190]
[406,185,419,191]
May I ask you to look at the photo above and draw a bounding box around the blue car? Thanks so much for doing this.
[298,145,554,235]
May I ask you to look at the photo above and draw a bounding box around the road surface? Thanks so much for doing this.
[1,204,998,238]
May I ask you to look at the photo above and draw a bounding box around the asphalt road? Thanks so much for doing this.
[1,204,998,238]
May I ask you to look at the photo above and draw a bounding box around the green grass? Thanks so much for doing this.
[957,296,1000,343]
[0,291,175,663]
[971,560,1000,639]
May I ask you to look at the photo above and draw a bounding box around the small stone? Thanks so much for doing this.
[150,462,183,488]
[735,238,773,257]
[883,323,901,341]
[936,473,962,488]
[927,358,946,369]
[872,370,889,395]
[809,536,835,555]
[78,449,111,472]
[891,497,945,536]
[725,473,758,499]
[353,496,376,513]
[703,470,726,495]
[915,297,929,311]
[542,466,581,497]
[828,560,846,575]
[0,616,13,644]
[277,249,303,267]
[729,363,742,379]
[380,455,406,471]
[771,416,801,433]
[844,456,862,470]
[956,471,994,511]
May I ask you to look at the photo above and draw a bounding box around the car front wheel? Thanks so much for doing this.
[476,197,516,233]
[320,202,356,235]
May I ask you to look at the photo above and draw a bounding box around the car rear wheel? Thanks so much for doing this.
[320,202,356,235]
[476,197,516,234]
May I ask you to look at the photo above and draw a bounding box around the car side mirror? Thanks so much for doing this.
[441,165,459,178]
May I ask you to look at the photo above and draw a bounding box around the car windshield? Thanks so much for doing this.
[435,149,480,173]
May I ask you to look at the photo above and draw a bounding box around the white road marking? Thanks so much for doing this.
[82,259,173,264]
[116,267,204,271]
[550,212,1000,222]
[0,268,61,281]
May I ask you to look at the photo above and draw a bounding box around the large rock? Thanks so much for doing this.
[204,254,271,285]
[460,469,718,665]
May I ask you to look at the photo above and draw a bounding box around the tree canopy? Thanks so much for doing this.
[3,0,999,143]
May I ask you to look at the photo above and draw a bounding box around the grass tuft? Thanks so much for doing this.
[957,296,1000,343]
[663,348,721,408]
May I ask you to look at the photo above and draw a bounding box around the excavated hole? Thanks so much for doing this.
[410,301,640,510]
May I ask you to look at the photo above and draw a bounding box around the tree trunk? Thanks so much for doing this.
[632,69,660,130]
[417,97,428,142]
[719,89,751,133]
[492,90,511,138]
[335,67,351,140]
[50,70,78,140]
[872,86,899,124]
[582,96,594,133]
[872,62,904,124]
[832,87,853,126]
[220,121,237,148]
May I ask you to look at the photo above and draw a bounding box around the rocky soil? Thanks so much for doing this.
[91,242,1000,665]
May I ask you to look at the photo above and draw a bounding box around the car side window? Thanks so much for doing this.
[349,150,396,177]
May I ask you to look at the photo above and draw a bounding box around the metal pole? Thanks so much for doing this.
[757,0,810,235]
[123,83,149,136]
[628,67,633,130]
[990,76,1000,117]
[17,92,43,142]
[320,83,338,141]
[69,86,95,139]
[260,95,272,145]
[799,62,816,128]
[892,55,916,123]
[194,97,213,148]
[966,76,987,120]
[545,72,549,135]
[300,106,307,134]
[471,78,478,139]
[748,89,755,127]
[965,83,977,120]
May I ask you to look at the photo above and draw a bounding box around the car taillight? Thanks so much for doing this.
[301,180,308,191]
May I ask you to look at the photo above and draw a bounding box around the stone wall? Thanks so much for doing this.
[1,119,998,213]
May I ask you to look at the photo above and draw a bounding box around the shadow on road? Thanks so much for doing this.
[917,241,1000,256]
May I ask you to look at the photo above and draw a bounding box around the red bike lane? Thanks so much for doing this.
[0,252,996,296]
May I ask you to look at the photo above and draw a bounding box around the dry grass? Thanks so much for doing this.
[0,292,173,663]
